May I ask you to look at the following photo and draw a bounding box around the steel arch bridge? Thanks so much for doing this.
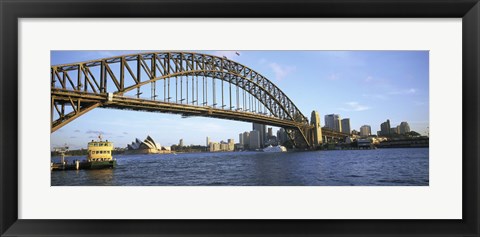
[51,51,328,148]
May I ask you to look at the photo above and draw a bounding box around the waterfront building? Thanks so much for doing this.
[268,127,273,138]
[391,126,400,135]
[179,138,184,147]
[209,139,235,152]
[239,133,243,145]
[357,138,373,148]
[360,125,371,137]
[209,142,221,152]
[206,137,211,147]
[220,142,229,151]
[228,139,235,151]
[235,143,244,150]
[399,121,411,134]
[126,135,170,154]
[242,131,250,147]
[277,128,288,145]
[266,136,279,146]
[380,119,391,136]
[249,130,261,149]
[341,118,351,135]
[253,123,266,148]
[325,114,342,132]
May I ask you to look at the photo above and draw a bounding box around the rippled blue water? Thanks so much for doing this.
[51,148,428,186]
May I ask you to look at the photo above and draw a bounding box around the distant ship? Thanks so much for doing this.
[262,145,287,152]
[51,135,117,171]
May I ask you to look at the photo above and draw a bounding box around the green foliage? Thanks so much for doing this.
[171,145,207,152]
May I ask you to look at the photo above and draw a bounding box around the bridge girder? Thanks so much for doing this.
[51,52,312,147]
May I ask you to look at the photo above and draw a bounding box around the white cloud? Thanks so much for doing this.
[339,101,371,112]
[268,62,295,81]
[389,88,417,95]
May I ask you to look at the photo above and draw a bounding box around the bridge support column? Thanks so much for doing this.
[310,110,323,148]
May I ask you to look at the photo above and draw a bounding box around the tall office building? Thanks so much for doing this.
[268,127,273,138]
[341,118,351,135]
[179,139,184,147]
[277,128,288,144]
[252,123,266,148]
[380,119,391,136]
[325,114,342,132]
[242,131,250,146]
[360,125,371,137]
[249,130,261,149]
[206,137,211,147]
[399,121,411,134]
[239,133,243,145]
[227,139,235,151]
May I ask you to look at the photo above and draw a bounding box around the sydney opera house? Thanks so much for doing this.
[126,135,171,154]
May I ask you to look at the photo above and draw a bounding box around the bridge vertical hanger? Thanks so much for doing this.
[229,76,232,110]
[180,53,184,104]
[151,53,157,101]
[100,60,105,93]
[50,51,329,148]
[221,58,224,109]
[136,55,141,98]
[195,54,199,105]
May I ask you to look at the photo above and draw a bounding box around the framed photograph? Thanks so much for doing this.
[1,0,479,236]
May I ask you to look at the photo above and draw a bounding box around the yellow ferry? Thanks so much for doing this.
[51,135,116,171]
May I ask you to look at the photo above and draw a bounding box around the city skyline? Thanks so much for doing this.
[51,50,429,149]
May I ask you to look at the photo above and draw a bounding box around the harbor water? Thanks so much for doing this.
[51,148,428,186]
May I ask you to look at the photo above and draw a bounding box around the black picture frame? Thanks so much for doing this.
[1,0,479,236]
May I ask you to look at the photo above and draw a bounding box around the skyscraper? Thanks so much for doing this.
[399,121,411,134]
[341,118,351,135]
[380,119,391,136]
[179,139,184,147]
[360,125,371,137]
[268,127,273,138]
[324,114,342,132]
[277,128,288,144]
[239,133,243,145]
[249,130,261,149]
[242,131,250,146]
[252,123,266,148]
[206,137,211,147]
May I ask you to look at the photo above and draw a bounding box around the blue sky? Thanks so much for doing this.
[51,50,429,149]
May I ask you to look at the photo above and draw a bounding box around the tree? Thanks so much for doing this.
[405,131,421,137]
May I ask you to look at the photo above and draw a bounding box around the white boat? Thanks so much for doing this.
[262,145,287,152]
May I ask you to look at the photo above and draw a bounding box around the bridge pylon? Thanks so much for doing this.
[309,110,323,148]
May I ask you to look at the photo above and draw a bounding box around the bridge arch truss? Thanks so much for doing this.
[51,51,311,147]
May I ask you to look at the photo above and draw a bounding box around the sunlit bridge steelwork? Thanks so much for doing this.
[51,51,345,148]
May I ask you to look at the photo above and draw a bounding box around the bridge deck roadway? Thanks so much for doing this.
[51,89,304,129]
